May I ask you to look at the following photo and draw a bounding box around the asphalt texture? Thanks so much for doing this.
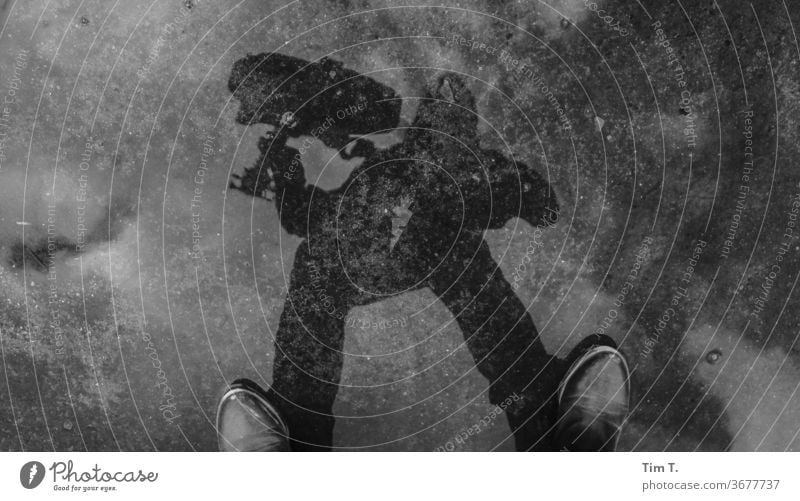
[1,0,799,451]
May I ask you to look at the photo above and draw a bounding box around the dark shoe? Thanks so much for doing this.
[216,378,290,452]
[555,335,630,451]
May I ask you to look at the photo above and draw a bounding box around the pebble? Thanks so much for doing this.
[706,349,722,364]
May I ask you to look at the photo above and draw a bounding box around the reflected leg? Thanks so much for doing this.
[267,243,351,451]
[428,241,563,451]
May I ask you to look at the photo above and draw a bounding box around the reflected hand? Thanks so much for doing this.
[230,130,305,199]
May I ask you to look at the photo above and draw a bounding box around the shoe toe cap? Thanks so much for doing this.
[218,391,290,452]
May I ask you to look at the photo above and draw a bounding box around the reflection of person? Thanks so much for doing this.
[221,53,630,451]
